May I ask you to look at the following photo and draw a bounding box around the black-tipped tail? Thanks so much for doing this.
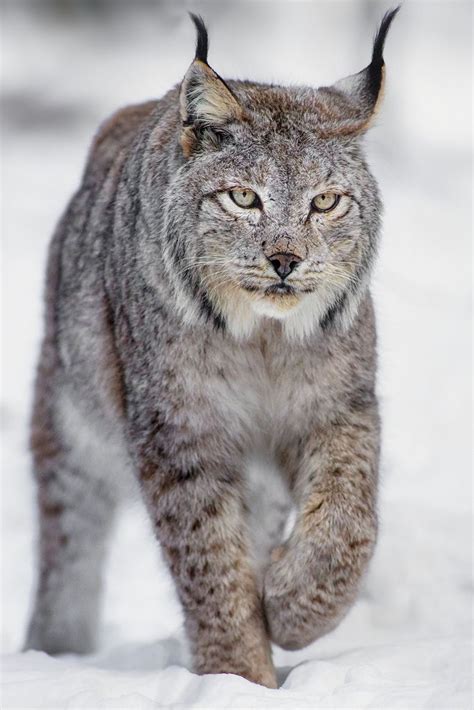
[368,6,400,98]
[189,13,209,64]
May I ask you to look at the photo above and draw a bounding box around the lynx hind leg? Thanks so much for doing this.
[25,392,120,655]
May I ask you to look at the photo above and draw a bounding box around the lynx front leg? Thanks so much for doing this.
[264,406,379,650]
[139,463,277,688]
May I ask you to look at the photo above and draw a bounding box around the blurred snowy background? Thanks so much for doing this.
[1,1,472,708]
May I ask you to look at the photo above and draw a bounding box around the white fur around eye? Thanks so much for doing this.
[312,192,339,212]
[229,188,260,209]
[216,190,262,221]
[309,192,351,222]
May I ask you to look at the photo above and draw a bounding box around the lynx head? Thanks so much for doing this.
[162,10,398,339]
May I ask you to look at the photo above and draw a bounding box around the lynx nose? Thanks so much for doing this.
[267,252,302,281]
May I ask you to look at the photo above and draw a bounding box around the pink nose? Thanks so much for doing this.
[267,252,302,280]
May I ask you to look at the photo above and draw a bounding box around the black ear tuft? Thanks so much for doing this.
[367,6,400,99]
[189,13,209,64]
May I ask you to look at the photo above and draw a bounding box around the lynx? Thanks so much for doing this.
[25,10,398,688]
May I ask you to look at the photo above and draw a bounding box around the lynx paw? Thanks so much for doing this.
[263,543,341,650]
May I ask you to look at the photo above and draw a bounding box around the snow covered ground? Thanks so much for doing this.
[1,2,472,708]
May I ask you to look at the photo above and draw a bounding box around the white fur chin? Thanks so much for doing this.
[251,293,330,340]
[213,284,357,342]
[250,297,299,320]
[225,292,326,341]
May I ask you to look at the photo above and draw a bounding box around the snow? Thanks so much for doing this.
[1,3,472,708]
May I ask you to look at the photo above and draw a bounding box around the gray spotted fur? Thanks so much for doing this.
[25,11,398,688]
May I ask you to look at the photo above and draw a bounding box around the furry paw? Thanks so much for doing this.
[263,541,342,650]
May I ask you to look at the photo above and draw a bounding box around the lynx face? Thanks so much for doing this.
[154,14,391,338]
[179,116,379,325]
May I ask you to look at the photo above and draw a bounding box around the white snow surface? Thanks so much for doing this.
[1,3,472,709]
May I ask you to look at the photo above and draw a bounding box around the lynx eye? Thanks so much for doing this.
[312,192,340,213]
[229,188,260,209]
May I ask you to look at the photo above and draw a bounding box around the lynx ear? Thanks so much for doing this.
[319,7,400,135]
[180,15,244,156]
